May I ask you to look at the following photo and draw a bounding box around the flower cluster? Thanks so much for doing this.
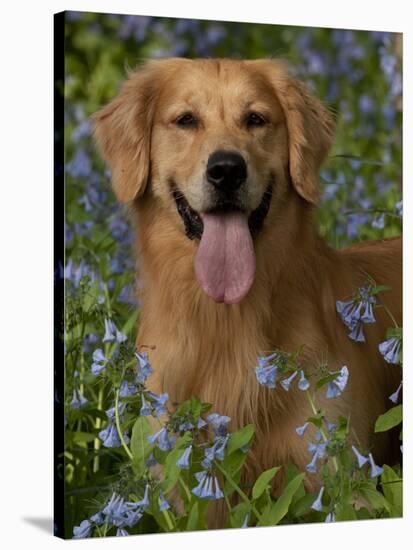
[336,286,377,342]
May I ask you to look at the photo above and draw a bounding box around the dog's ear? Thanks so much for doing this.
[253,60,335,204]
[92,62,162,203]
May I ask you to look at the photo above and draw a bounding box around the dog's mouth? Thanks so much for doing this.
[172,183,273,305]
[172,184,272,240]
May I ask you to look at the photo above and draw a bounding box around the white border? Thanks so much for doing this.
[0,0,411,548]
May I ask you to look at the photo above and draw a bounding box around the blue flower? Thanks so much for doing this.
[298,370,310,391]
[372,213,385,229]
[148,427,176,451]
[197,418,207,429]
[99,422,129,448]
[119,380,138,398]
[305,453,319,474]
[325,511,335,522]
[336,288,377,341]
[146,453,157,467]
[135,351,153,383]
[179,420,194,432]
[255,352,281,388]
[91,348,108,375]
[281,371,298,391]
[158,490,170,511]
[351,445,369,468]
[106,401,126,421]
[150,392,169,417]
[73,519,92,539]
[207,413,231,436]
[102,494,129,526]
[348,322,366,342]
[70,389,88,409]
[326,366,349,399]
[140,395,152,416]
[324,420,337,433]
[136,484,150,509]
[379,337,401,364]
[368,453,383,478]
[204,435,230,462]
[296,422,309,437]
[311,486,325,512]
[116,528,129,536]
[395,200,403,217]
[192,471,224,500]
[389,383,402,404]
[177,445,193,469]
[103,318,127,344]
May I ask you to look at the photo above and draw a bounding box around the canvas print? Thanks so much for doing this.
[54,10,403,539]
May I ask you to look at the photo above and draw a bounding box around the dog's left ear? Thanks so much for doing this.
[252,60,336,204]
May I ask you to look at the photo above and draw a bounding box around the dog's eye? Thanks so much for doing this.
[246,112,267,128]
[176,113,198,128]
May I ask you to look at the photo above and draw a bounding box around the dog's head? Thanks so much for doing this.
[94,58,335,304]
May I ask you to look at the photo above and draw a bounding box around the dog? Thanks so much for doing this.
[93,58,402,510]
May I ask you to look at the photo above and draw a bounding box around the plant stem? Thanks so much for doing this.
[162,509,174,531]
[114,387,134,461]
[213,461,262,522]
[93,384,104,473]
[378,299,399,329]
[179,477,192,502]
[306,391,338,473]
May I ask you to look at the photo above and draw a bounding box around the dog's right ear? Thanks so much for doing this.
[92,62,161,203]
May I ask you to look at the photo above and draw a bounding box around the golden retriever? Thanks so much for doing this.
[93,58,402,509]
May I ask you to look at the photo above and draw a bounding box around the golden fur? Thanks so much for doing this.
[93,58,402,515]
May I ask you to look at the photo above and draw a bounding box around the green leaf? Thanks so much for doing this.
[229,502,251,528]
[258,473,305,526]
[335,501,358,521]
[186,502,199,531]
[290,493,316,517]
[375,405,402,433]
[359,483,391,513]
[381,465,402,516]
[252,467,281,500]
[226,424,254,455]
[130,416,151,477]
[316,373,339,390]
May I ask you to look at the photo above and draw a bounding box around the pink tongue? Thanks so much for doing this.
[195,212,256,304]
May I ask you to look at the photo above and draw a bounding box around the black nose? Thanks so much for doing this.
[206,150,247,192]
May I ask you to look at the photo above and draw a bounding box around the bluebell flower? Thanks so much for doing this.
[177,445,193,469]
[255,363,278,388]
[324,420,337,433]
[116,528,129,536]
[179,420,194,432]
[372,213,385,229]
[305,453,319,474]
[150,392,169,417]
[326,366,349,399]
[106,401,126,421]
[66,149,92,178]
[73,519,92,539]
[242,513,250,528]
[146,453,157,467]
[281,371,298,391]
[325,512,335,522]
[368,453,383,478]
[102,494,128,526]
[124,508,143,528]
[351,445,369,468]
[91,348,108,376]
[136,484,150,509]
[207,413,231,436]
[119,380,138,398]
[395,200,403,217]
[192,471,224,500]
[89,511,104,525]
[70,389,88,409]
[158,490,170,511]
[379,337,401,364]
[140,395,152,416]
[204,435,230,462]
[348,321,365,342]
[298,370,310,391]
[197,418,207,429]
[148,427,176,451]
[311,486,325,512]
[135,351,154,383]
[103,318,127,344]
[296,422,309,437]
[389,383,402,404]
[99,422,129,448]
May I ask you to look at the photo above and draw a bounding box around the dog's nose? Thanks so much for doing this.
[206,150,247,192]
